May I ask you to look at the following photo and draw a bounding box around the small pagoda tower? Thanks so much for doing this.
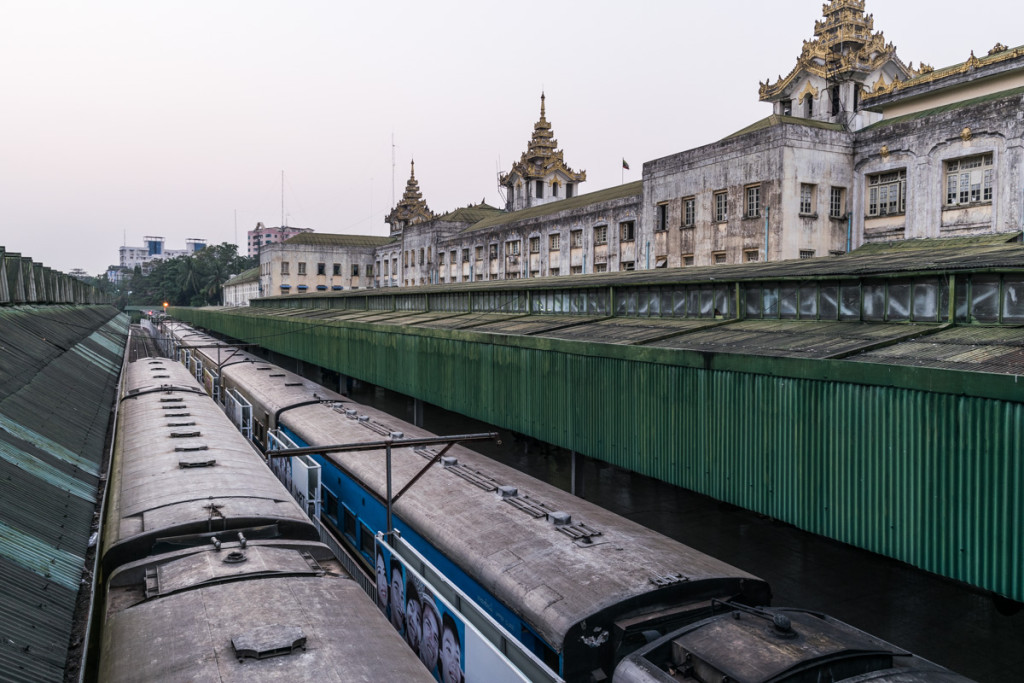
[386,160,435,237]
[759,0,915,128]
[499,93,586,212]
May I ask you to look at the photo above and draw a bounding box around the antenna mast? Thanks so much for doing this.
[391,133,396,210]
[281,170,285,227]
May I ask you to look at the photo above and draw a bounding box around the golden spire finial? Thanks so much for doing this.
[410,159,415,178]
[540,91,546,119]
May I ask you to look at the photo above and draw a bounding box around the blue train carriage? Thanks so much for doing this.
[612,605,975,683]
[205,354,771,681]
[101,358,321,576]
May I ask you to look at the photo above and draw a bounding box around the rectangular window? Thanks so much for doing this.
[570,229,583,248]
[343,506,356,541]
[351,264,359,276]
[552,181,559,197]
[714,191,728,222]
[682,197,695,227]
[594,263,608,273]
[655,203,668,231]
[475,246,483,260]
[570,265,583,274]
[316,262,325,275]
[683,254,694,266]
[619,261,635,272]
[358,522,373,557]
[745,185,761,218]
[945,154,993,206]
[594,225,608,245]
[549,233,560,250]
[529,236,540,253]
[449,250,456,265]
[281,261,289,275]
[550,267,560,276]
[508,240,520,256]
[535,180,544,199]
[744,249,760,262]
[462,248,470,262]
[324,488,338,520]
[620,220,636,242]
[566,183,574,198]
[830,187,846,218]
[419,248,424,265]
[867,170,907,217]
[800,249,815,259]
[297,262,306,275]
[713,251,727,264]
[799,184,816,215]
[438,252,445,265]
[831,85,841,117]
[489,244,498,260]
[332,263,341,276]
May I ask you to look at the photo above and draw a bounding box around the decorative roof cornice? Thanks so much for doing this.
[759,0,913,102]
[499,93,586,186]
[863,43,1024,100]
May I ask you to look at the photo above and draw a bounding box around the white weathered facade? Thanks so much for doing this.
[222,267,259,306]
[259,233,391,296]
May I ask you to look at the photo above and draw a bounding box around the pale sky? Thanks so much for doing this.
[1,1,1016,275]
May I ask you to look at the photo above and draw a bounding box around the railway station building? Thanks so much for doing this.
[249,0,1022,301]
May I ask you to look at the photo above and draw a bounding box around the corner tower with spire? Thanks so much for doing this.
[386,160,436,237]
[499,93,586,212]
[759,0,915,129]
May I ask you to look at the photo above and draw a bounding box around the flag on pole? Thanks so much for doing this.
[622,159,630,170]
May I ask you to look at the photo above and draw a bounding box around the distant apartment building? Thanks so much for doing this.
[118,236,206,273]
[247,223,313,257]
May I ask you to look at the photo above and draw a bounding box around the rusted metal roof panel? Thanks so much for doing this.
[412,313,527,330]
[647,320,936,358]
[468,314,589,335]
[540,316,720,344]
[851,325,1024,373]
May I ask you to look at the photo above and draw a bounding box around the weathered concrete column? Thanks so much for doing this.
[570,450,585,499]
[412,398,424,427]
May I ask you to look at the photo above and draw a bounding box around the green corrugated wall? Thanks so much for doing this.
[174,308,1023,602]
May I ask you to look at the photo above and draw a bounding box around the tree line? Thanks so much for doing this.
[120,243,256,307]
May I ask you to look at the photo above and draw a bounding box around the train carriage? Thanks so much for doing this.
[96,350,432,683]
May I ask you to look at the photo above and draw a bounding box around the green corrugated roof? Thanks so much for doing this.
[282,232,395,248]
[437,203,504,224]
[223,266,259,286]
[852,233,1021,254]
[464,181,643,233]
[0,306,127,682]
[863,84,1024,130]
[723,115,845,141]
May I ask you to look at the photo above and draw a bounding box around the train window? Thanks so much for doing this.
[359,522,374,558]
[343,506,357,541]
[324,488,338,520]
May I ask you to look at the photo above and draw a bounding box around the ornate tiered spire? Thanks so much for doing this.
[759,0,913,102]
[525,92,558,160]
[499,93,586,211]
[385,160,435,236]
